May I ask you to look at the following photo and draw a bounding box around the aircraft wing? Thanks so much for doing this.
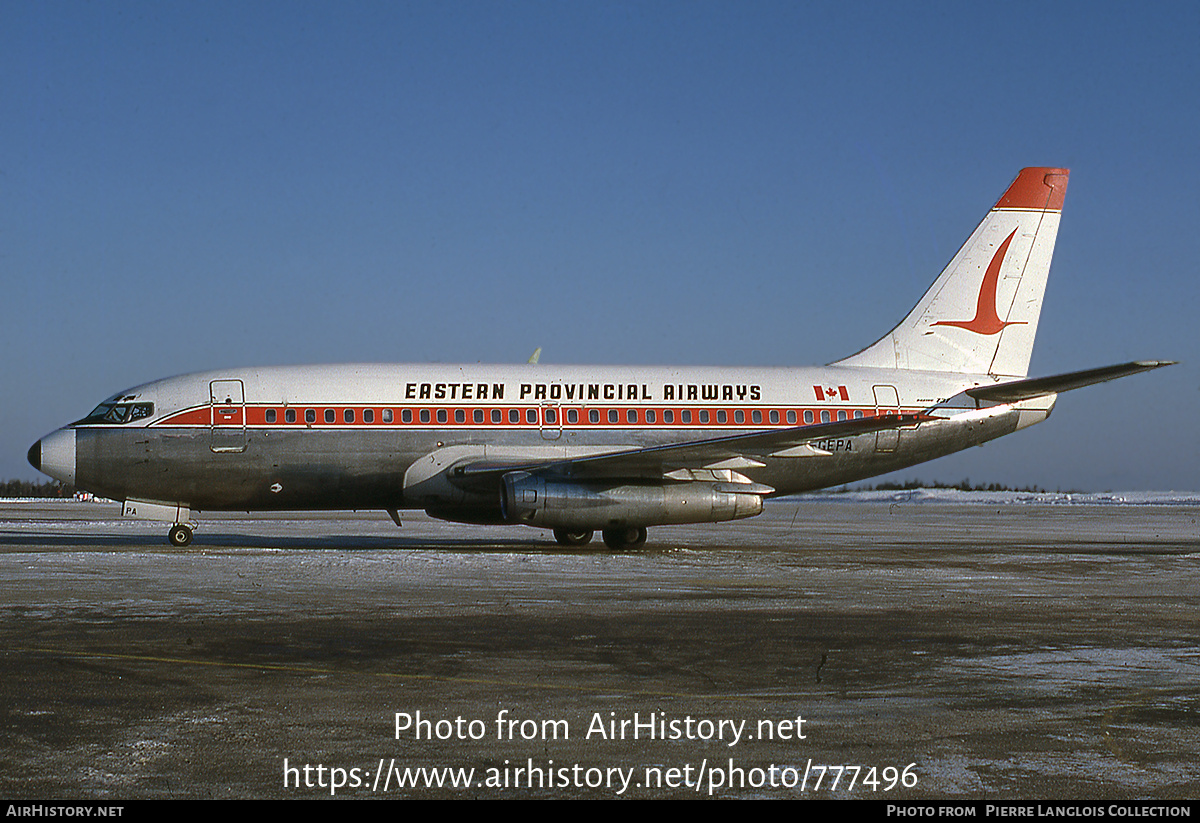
[965,360,1175,403]
[451,411,923,487]
[448,360,1173,490]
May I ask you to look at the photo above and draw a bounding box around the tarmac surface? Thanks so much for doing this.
[1,498,1198,799]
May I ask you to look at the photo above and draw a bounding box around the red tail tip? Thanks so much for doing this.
[994,167,1069,212]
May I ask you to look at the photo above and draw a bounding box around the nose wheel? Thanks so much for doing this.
[168,523,194,547]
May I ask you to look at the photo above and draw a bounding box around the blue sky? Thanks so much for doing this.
[4,1,1197,490]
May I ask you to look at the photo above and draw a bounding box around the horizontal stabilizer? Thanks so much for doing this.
[965,361,1175,403]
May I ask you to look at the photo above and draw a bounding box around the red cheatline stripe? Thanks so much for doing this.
[151,404,904,429]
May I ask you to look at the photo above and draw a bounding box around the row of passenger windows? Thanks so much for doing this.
[256,407,869,425]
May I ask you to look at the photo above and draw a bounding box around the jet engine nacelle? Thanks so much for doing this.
[501,472,764,530]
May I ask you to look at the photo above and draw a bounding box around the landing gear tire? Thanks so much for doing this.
[168,523,193,547]
[553,528,594,546]
[602,526,647,550]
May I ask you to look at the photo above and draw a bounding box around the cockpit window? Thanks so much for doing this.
[81,402,154,424]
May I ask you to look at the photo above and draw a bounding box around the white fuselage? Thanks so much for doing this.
[35,362,1050,518]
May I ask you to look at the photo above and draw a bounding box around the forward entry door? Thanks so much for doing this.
[210,379,246,453]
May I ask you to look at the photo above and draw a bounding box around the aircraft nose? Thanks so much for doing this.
[33,428,76,485]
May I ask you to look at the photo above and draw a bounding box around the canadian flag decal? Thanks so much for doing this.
[813,385,850,401]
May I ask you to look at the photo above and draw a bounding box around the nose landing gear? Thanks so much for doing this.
[168,523,194,547]
[121,499,195,547]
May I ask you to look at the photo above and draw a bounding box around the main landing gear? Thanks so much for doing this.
[168,523,194,547]
[602,526,647,550]
[552,526,648,549]
[553,528,594,546]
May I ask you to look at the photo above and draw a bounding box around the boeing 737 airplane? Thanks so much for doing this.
[28,168,1171,548]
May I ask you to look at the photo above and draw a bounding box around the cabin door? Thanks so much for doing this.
[873,385,900,453]
[210,379,246,453]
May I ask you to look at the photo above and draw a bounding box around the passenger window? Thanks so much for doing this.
[345,409,355,423]
[663,409,674,423]
[821,410,830,423]
[734,410,744,424]
[545,408,556,424]
[305,409,316,424]
[681,410,692,424]
[526,409,537,424]
[491,409,501,424]
[384,408,394,423]
[699,410,709,424]
[804,410,813,424]
[717,410,727,424]
[437,409,448,423]
[838,410,847,421]
[567,409,578,424]
[420,409,430,424]
[854,410,863,419]
[399,409,409,423]
[364,409,374,423]
[474,409,484,424]
[509,409,519,424]
[768,410,777,424]
[454,409,465,423]
[627,409,637,424]
[324,409,335,424]
[608,409,618,424]
[786,410,796,424]
[646,409,655,423]
[589,409,599,424]
[285,409,296,424]
[265,409,277,424]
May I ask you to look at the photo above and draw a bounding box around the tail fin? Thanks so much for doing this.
[833,167,1069,377]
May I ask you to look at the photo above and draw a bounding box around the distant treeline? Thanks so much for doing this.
[842,478,1054,493]
[0,479,77,498]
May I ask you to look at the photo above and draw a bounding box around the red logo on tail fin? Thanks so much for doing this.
[933,228,1026,336]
